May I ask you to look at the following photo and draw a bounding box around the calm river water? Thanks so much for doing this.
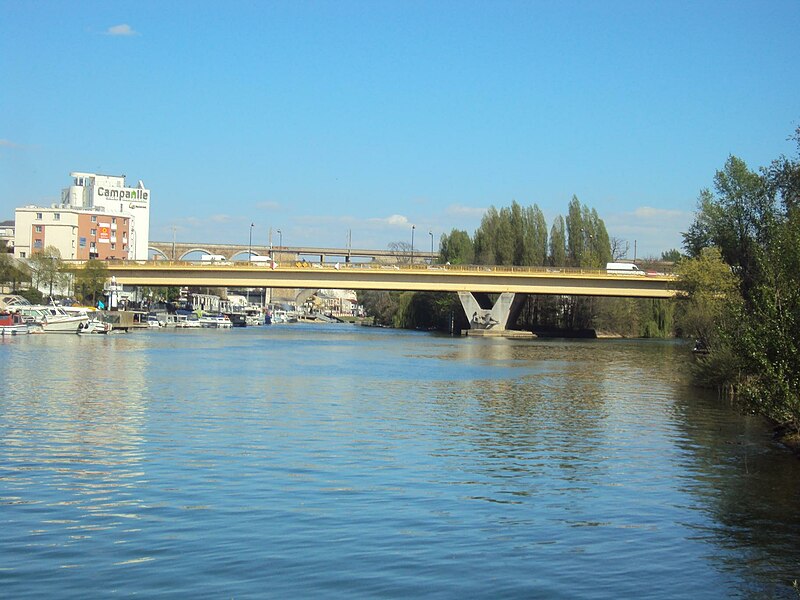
[1,325,799,598]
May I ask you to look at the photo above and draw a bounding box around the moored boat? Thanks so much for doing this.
[17,305,90,333]
[198,313,233,328]
[0,310,30,335]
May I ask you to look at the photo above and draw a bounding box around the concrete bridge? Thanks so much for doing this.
[148,241,438,264]
[104,261,678,334]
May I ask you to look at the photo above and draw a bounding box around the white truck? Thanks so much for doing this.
[199,254,228,264]
[249,255,279,268]
[605,262,645,275]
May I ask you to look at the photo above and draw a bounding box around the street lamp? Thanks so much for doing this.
[411,225,415,265]
[249,223,254,262]
[277,229,282,250]
[429,230,434,256]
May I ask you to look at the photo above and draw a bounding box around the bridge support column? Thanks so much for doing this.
[457,292,528,335]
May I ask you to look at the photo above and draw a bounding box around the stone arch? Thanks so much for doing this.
[148,246,170,260]
[177,248,230,260]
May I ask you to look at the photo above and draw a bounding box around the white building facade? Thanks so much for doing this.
[61,172,150,260]
[14,172,150,261]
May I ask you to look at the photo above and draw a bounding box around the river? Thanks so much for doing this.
[1,325,798,598]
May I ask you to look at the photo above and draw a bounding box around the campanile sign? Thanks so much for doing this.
[94,186,149,204]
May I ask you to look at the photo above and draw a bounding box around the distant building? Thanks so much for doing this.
[0,220,14,253]
[14,172,150,260]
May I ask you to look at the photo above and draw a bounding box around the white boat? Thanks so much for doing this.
[146,314,162,328]
[175,314,202,328]
[198,313,233,328]
[78,319,112,334]
[18,305,90,333]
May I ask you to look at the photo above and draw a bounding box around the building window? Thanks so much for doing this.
[54,213,61,221]
[34,239,43,249]
[91,229,97,236]
[35,225,42,233]
[112,217,116,224]
[20,252,26,258]
[123,244,127,250]
[80,237,87,248]
[36,213,42,220]
[91,215,97,223]
[111,243,116,250]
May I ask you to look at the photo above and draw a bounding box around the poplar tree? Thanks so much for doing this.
[549,216,567,266]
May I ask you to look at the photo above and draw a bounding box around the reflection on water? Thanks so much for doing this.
[0,328,798,598]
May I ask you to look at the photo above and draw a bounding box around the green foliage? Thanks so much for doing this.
[28,246,68,297]
[549,216,567,266]
[358,290,399,326]
[674,246,741,349]
[0,253,30,290]
[439,229,474,264]
[661,248,682,263]
[640,299,674,338]
[393,291,458,330]
[473,201,550,267]
[564,196,612,268]
[681,131,800,433]
[16,287,44,304]
[74,259,109,305]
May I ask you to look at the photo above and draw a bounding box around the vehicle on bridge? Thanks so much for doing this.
[199,254,229,264]
[605,262,645,275]
[249,255,279,268]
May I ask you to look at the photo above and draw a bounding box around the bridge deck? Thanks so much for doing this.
[100,261,678,298]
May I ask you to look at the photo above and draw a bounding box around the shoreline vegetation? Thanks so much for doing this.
[360,127,800,453]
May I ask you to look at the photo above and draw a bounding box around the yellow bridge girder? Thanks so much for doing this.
[99,261,678,299]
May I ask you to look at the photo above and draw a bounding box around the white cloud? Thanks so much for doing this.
[383,214,409,227]
[632,206,687,220]
[0,139,20,148]
[445,204,487,218]
[255,200,281,210]
[105,24,138,36]
[604,205,694,257]
[209,214,234,223]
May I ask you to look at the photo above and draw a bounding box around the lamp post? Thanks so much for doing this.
[411,225,415,265]
[249,223,254,262]
[277,229,282,250]
[429,230,434,258]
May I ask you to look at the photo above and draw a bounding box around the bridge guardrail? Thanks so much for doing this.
[61,259,675,278]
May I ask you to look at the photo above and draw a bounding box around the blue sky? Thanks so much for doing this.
[1,1,798,258]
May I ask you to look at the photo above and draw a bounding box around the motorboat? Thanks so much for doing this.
[17,305,90,333]
[198,313,233,328]
[78,319,113,334]
[0,310,30,335]
[224,312,248,327]
[245,307,267,326]
[175,314,202,328]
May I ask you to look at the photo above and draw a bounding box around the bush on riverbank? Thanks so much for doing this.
[680,128,800,437]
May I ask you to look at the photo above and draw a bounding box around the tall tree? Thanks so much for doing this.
[29,245,66,298]
[74,259,109,306]
[549,216,567,266]
[439,229,474,264]
[565,196,584,266]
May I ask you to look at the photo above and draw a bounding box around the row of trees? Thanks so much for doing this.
[677,128,800,434]
[440,196,613,269]
[0,248,109,306]
[367,197,674,337]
